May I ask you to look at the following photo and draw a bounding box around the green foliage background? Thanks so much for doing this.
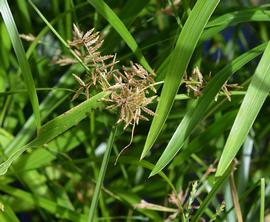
[0,0,270,221]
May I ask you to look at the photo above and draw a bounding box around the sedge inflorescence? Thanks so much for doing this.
[57,24,156,141]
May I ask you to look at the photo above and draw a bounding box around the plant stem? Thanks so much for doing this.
[87,126,117,222]
[28,0,89,72]
[260,178,265,222]
[229,173,243,222]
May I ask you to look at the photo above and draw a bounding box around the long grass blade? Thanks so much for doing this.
[141,0,220,159]
[0,185,88,221]
[0,0,40,129]
[0,91,109,175]
[87,126,117,222]
[151,44,266,176]
[28,0,89,72]
[216,41,270,176]
[150,43,266,177]
[202,8,270,40]
[0,203,20,222]
[87,0,152,72]
[3,2,91,155]
[191,165,231,222]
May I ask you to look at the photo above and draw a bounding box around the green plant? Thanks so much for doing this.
[0,0,270,221]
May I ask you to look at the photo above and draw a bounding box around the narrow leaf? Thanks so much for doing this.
[0,185,88,222]
[0,0,40,128]
[87,0,152,72]
[202,8,270,40]
[141,0,220,159]
[88,126,117,222]
[191,166,231,222]
[0,91,109,175]
[216,41,270,176]
[150,43,266,176]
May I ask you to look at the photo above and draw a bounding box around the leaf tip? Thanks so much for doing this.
[140,144,149,160]
[148,172,155,178]
[149,167,160,178]
[140,137,155,160]
[140,152,146,160]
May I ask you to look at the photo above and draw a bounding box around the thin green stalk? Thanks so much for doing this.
[88,112,110,221]
[0,95,11,126]
[88,126,117,222]
[28,0,89,72]
[52,0,65,37]
[90,111,96,151]
[0,0,41,129]
[260,178,265,222]
[65,0,72,40]
[191,165,232,222]
[182,0,191,16]
[0,87,75,96]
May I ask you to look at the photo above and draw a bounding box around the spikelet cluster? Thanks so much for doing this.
[57,24,156,131]
[105,62,156,129]
[184,67,241,101]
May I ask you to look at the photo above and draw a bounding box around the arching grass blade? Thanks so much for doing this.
[216,41,270,176]
[141,0,220,159]
[0,0,40,129]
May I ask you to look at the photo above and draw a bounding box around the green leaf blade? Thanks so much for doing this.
[141,0,220,159]
[0,0,41,129]
[216,41,270,176]
[0,91,108,176]
[150,43,267,176]
[87,0,152,72]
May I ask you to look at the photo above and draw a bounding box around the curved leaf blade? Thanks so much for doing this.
[0,91,108,175]
[191,166,232,222]
[87,0,152,72]
[0,0,40,128]
[150,43,266,176]
[0,185,88,222]
[202,8,270,40]
[141,0,220,159]
[216,41,270,176]
[156,8,270,82]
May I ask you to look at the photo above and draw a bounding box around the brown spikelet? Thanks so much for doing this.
[20,33,36,42]
[55,24,157,161]
[184,67,204,97]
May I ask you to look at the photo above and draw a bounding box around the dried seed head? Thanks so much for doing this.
[215,80,242,101]
[60,25,119,99]
[20,33,36,42]
[184,67,205,97]
[106,63,156,129]
[55,56,77,66]
[55,25,157,160]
